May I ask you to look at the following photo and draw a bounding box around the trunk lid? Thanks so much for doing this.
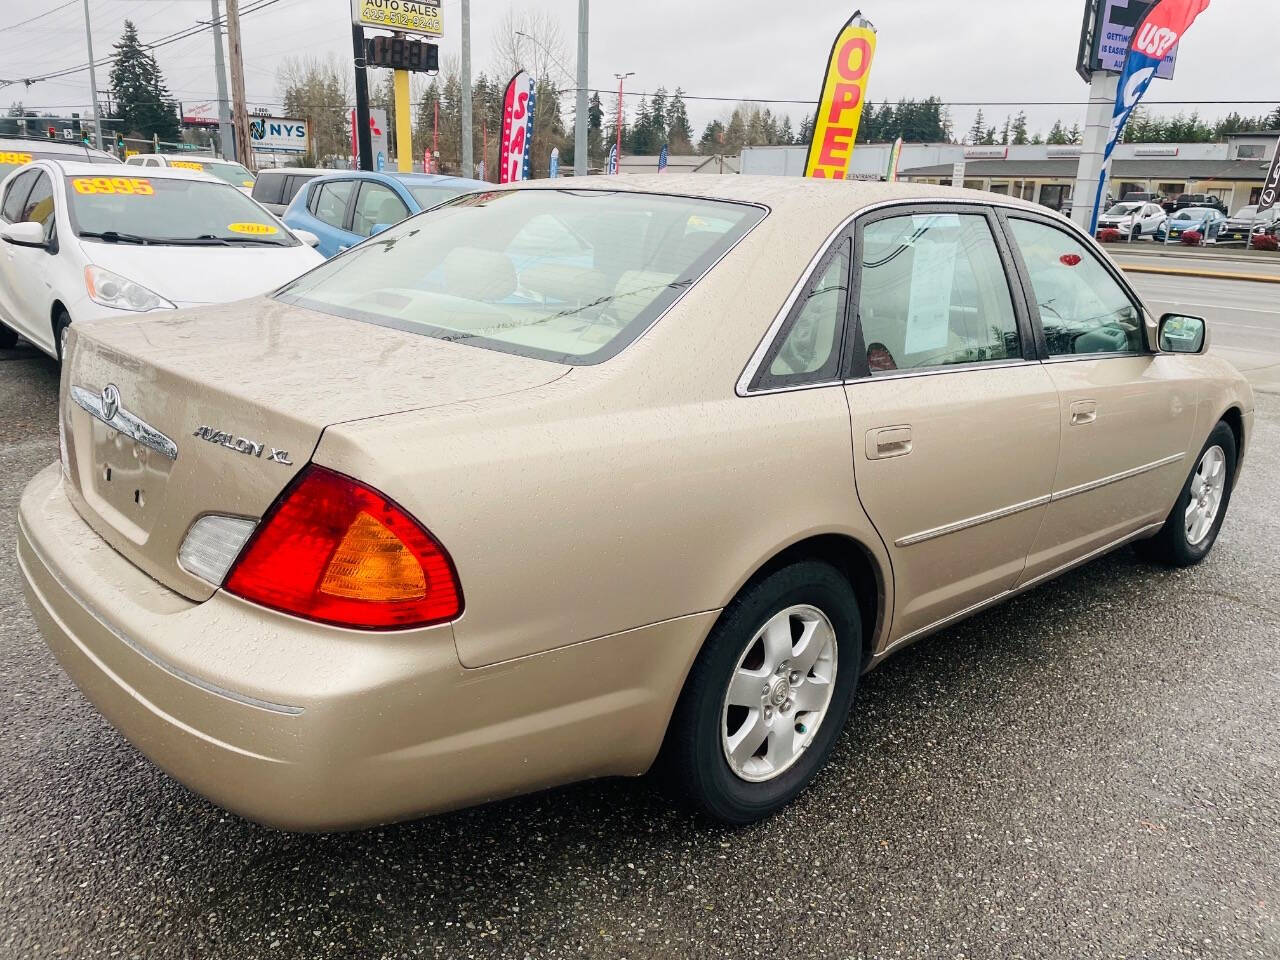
[61,297,565,601]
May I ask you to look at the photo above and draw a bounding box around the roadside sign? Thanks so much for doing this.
[249,117,309,154]
[1093,0,1177,79]
[1258,145,1280,213]
[351,0,443,38]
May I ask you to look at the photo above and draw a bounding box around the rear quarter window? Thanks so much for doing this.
[252,173,286,205]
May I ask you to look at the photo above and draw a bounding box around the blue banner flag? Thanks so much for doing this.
[549,147,560,179]
[658,144,669,173]
[1091,0,1211,231]
[607,143,618,176]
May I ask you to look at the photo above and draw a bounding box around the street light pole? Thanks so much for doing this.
[461,0,473,177]
[210,0,234,160]
[81,0,104,151]
[614,72,633,174]
[574,0,588,176]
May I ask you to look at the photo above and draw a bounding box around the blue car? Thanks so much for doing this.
[283,171,488,258]
[1154,206,1225,244]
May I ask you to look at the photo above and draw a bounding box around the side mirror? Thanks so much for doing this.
[2,221,48,249]
[371,223,391,236]
[293,229,321,249]
[1159,313,1208,354]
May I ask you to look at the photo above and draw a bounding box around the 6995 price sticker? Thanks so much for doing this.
[71,177,156,196]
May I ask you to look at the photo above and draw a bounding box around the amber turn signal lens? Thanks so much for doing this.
[224,466,462,629]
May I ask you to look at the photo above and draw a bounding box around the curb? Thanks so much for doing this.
[1119,264,1280,285]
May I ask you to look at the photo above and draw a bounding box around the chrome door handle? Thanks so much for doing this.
[1070,400,1098,426]
[867,425,913,460]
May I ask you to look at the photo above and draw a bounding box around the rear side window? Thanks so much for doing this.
[252,173,285,205]
[752,238,850,390]
[277,189,765,365]
[1,170,36,221]
[857,212,1021,373]
[1009,218,1143,357]
[311,180,354,228]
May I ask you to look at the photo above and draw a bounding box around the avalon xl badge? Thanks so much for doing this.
[192,425,293,466]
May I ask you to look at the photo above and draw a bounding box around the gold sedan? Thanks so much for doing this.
[17,177,1254,829]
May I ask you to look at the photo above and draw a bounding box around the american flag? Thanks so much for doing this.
[607,143,619,175]
[658,144,669,173]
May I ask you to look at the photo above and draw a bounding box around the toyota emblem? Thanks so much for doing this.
[101,384,120,422]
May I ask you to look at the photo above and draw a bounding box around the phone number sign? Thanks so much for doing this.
[351,0,442,38]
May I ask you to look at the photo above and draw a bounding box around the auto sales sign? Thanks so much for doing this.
[351,0,443,38]
[804,12,877,179]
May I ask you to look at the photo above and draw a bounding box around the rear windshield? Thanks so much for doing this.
[275,189,765,365]
[1,147,117,179]
[65,175,298,246]
[408,183,478,210]
[168,158,255,188]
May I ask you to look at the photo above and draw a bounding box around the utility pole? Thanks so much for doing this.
[574,0,588,176]
[614,72,633,173]
[210,0,234,160]
[224,0,254,170]
[351,23,372,170]
[461,0,473,177]
[81,0,104,151]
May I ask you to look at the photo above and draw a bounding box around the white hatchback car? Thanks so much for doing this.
[0,161,322,358]
[125,153,256,195]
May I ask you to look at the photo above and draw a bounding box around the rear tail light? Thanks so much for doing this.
[223,466,462,630]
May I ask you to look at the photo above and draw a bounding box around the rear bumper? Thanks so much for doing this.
[18,464,711,830]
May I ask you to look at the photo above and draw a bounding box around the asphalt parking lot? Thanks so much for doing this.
[2,281,1278,959]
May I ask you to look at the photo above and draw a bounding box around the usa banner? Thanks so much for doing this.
[658,144,669,173]
[500,70,536,184]
[607,143,619,175]
[1091,0,1212,230]
[804,11,877,179]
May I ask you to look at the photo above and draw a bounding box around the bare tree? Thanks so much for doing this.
[491,7,570,85]
[277,54,353,166]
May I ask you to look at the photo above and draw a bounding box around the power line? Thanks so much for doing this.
[564,88,1280,110]
[0,1,78,34]
[0,0,287,90]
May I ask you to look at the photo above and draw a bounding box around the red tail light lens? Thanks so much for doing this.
[224,466,462,630]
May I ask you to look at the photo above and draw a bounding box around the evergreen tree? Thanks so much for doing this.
[666,89,694,153]
[109,20,180,142]
[629,96,654,154]
[648,87,669,147]
[1011,111,1029,145]
[698,119,726,154]
[1068,122,1082,144]
[1046,120,1068,145]
[777,115,794,146]
[967,109,987,145]
[588,92,604,166]
[796,114,814,147]
[999,117,1011,145]
[722,108,748,154]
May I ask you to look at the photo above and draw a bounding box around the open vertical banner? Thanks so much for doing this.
[500,71,536,184]
[804,12,877,179]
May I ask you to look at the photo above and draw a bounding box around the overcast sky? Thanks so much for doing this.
[1,0,1273,141]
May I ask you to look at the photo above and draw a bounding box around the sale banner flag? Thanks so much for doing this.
[500,71,536,184]
[804,12,877,179]
[1089,0,1211,230]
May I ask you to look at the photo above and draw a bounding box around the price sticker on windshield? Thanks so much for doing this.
[227,222,278,236]
[71,177,156,196]
[171,160,204,171]
[0,151,33,166]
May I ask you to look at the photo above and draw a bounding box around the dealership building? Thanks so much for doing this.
[739,131,1279,214]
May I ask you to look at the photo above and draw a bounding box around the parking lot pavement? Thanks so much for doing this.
[1,344,1278,960]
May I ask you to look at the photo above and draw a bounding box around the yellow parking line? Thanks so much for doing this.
[1119,264,1280,284]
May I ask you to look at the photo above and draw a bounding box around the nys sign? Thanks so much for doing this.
[249,117,309,154]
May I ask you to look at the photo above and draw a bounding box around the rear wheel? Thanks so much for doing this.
[0,323,16,350]
[1130,225,1141,242]
[661,561,862,824]
[1137,422,1237,567]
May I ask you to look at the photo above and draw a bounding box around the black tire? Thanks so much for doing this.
[1130,226,1141,242]
[1136,422,1237,567]
[53,308,71,363]
[0,323,16,350]
[660,561,862,824]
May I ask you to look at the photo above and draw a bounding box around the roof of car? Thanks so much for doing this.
[256,167,330,176]
[45,159,222,182]
[306,170,489,189]
[0,136,118,159]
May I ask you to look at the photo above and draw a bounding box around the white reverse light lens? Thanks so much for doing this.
[84,266,175,312]
[179,515,259,585]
